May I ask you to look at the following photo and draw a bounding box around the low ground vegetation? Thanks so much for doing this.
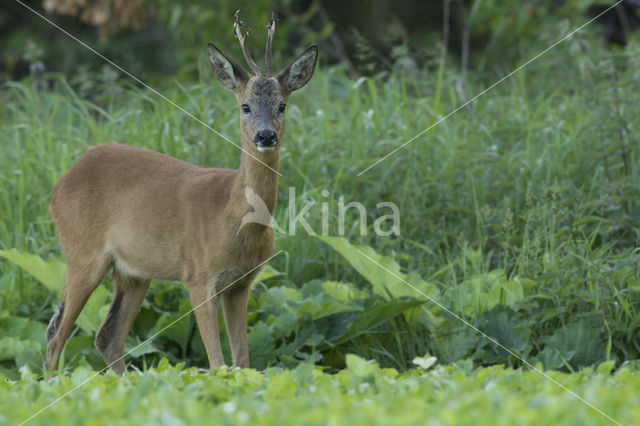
[0,18,639,425]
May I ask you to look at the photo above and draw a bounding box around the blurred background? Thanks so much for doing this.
[1,1,640,376]
[2,0,639,83]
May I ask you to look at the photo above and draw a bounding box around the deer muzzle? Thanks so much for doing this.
[254,130,279,152]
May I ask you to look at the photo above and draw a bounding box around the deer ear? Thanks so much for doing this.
[207,43,250,92]
[276,45,318,93]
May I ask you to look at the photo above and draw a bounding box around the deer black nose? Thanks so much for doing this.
[254,130,278,150]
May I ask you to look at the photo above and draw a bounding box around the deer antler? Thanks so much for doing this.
[265,12,276,77]
[234,10,262,76]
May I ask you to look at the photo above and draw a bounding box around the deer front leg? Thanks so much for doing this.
[188,284,225,368]
[222,284,251,368]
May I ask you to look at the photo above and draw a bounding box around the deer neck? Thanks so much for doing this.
[232,141,280,215]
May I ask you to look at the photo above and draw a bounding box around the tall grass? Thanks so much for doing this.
[0,21,639,370]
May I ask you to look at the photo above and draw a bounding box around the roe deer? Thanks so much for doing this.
[45,12,318,375]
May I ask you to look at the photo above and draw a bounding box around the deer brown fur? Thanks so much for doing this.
[45,12,318,375]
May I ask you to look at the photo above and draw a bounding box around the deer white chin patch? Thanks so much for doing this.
[256,145,276,152]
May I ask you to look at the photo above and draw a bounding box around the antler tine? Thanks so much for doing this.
[234,10,262,76]
[265,12,276,77]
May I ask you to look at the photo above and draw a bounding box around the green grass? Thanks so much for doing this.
[3,357,639,425]
[1,17,640,425]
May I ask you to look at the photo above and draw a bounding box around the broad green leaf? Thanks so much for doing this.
[324,298,424,347]
[75,286,112,334]
[248,322,280,370]
[477,306,529,364]
[536,347,569,370]
[0,319,47,371]
[258,287,302,307]
[318,236,439,301]
[0,249,66,296]
[271,311,299,335]
[64,335,95,356]
[125,336,164,358]
[286,295,362,320]
[63,335,107,369]
[544,321,605,369]
[0,317,47,344]
[447,270,532,316]
[279,326,323,364]
[148,310,192,353]
[0,337,41,362]
[346,354,379,376]
[319,236,400,298]
[15,345,45,373]
[597,360,616,375]
[439,330,477,363]
[256,265,284,282]
[322,281,366,301]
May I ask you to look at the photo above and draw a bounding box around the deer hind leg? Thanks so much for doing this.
[95,269,150,375]
[188,284,225,368]
[222,283,251,368]
[46,256,110,373]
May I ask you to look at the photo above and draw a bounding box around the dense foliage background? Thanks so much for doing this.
[0,1,639,424]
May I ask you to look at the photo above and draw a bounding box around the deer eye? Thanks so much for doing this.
[241,104,251,114]
[278,103,286,114]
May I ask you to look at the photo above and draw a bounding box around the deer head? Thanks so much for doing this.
[207,11,318,153]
